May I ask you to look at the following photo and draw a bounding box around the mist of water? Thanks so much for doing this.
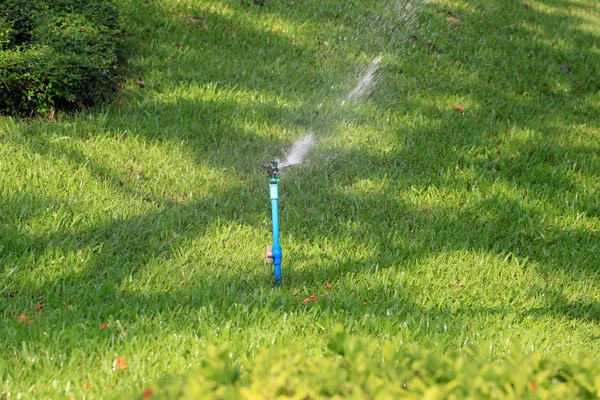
[279,52,384,169]
[341,56,383,106]
[279,133,316,168]
[275,0,430,172]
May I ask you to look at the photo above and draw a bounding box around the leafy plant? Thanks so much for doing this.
[129,328,600,399]
[0,0,122,116]
[0,17,13,49]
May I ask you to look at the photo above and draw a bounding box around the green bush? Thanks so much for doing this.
[0,0,122,116]
[128,327,600,399]
[0,16,12,49]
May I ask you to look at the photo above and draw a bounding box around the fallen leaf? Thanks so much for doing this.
[447,17,460,26]
[326,282,332,292]
[303,295,318,306]
[115,356,127,370]
[136,77,145,88]
[36,304,43,310]
[455,104,465,114]
[18,313,28,323]
[451,280,464,288]
[100,323,111,329]
[142,389,154,398]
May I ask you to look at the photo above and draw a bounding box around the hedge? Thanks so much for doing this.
[127,326,600,399]
[0,0,122,117]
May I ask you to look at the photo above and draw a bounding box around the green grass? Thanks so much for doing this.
[1,0,600,398]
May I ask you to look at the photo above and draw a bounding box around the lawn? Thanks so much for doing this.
[1,0,599,398]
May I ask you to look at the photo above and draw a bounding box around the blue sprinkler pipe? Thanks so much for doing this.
[270,183,282,286]
[263,159,283,286]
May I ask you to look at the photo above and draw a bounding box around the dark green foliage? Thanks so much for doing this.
[0,0,122,116]
[0,16,12,48]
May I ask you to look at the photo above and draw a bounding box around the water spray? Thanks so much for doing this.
[257,54,389,287]
[262,158,283,286]
[255,0,430,287]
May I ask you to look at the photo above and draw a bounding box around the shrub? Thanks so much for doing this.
[128,327,600,399]
[0,17,12,49]
[0,0,122,117]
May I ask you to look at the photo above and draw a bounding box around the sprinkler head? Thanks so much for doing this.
[262,158,280,183]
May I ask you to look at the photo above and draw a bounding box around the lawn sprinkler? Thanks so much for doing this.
[262,159,283,286]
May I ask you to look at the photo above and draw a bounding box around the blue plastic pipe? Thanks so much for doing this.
[269,183,283,286]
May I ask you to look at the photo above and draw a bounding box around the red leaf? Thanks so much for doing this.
[17,313,33,323]
[142,389,154,398]
[447,17,460,26]
[100,323,111,329]
[303,294,319,306]
[115,356,127,370]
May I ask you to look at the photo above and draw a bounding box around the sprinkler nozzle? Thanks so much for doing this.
[262,158,280,183]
